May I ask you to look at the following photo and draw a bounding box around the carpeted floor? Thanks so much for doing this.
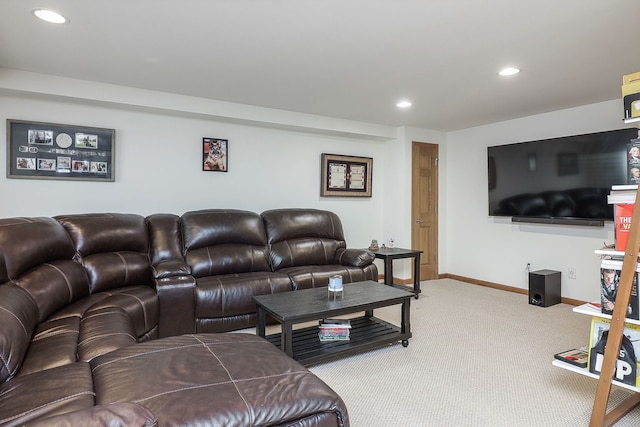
[306,279,640,427]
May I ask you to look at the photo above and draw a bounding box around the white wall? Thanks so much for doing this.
[0,91,396,249]
[3,69,635,301]
[445,99,635,302]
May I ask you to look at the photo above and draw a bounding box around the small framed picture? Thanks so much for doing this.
[202,138,228,172]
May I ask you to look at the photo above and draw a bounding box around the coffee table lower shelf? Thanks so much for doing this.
[265,316,411,366]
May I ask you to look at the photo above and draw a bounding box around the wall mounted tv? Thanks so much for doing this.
[487,128,639,226]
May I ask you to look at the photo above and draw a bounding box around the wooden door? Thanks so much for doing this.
[411,141,438,280]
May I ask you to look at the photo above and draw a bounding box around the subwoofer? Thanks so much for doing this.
[529,269,561,307]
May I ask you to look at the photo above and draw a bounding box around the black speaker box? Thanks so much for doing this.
[529,269,561,307]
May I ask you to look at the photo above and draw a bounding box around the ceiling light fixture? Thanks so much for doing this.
[31,8,68,24]
[498,67,521,77]
[397,100,412,108]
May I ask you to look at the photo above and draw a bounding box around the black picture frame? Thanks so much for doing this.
[202,138,228,172]
[321,153,372,197]
[6,119,115,182]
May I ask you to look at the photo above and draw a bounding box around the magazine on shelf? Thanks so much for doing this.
[614,203,635,251]
[318,333,350,342]
[608,194,636,204]
[608,185,636,204]
[318,330,350,342]
[318,318,351,342]
[612,185,639,192]
[628,141,640,185]
[554,349,589,368]
[319,318,352,328]
[586,301,602,311]
[588,317,640,386]
[600,258,640,320]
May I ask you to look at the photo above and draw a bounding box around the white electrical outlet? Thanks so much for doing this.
[568,267,577,280]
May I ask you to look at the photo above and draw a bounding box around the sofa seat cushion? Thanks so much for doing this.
[18,286,158,376]
[19,317,80,377]
[87,286,159,339]
[78,306,138,362]
[23,403,157,427]
[90,333,348,427]
[195,272,292,318]
[195,313,256,333]
[279,265,376,290]
[47,286,158,339]
[0,363,94,427]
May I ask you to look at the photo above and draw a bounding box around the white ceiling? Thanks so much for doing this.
[1,0,638,132]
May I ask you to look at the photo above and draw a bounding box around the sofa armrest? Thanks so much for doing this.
[336,248,375,267]
[24,402,157,427]
[155,275,197,337]
[152,259,191,279]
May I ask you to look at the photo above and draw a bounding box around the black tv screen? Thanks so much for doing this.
[487,128,638,224]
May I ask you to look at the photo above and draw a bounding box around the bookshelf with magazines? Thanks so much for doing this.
[553,73,640,425]
[553,185,640,392]
[553,186,640,427]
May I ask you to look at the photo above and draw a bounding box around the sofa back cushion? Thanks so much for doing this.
[181,209,271,277]
[15,260,91,322]
[0,217,76,280]
[0,217,90,321]
[262,209,347,270]
[56,214,152,293]
[0,283,39,382]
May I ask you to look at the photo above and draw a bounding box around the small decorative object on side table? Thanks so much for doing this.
[369,239,379,250]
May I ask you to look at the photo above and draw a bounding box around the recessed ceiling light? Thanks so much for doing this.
[498,67,521,77]
[397,100,412,108]
[32,8,68,24]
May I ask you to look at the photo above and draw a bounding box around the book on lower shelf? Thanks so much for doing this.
[318,318,351,342]
[554,348,589,368]
[586,301,602,311]
[588,317,640,387]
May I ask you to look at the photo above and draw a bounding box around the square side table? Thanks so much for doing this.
[371,247,423,298]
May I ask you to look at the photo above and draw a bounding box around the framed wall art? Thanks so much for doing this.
[321,153,372,197]
[202,138,228,172]
[6,119,115,182]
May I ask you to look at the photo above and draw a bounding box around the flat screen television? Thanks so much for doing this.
[487,128,639,226]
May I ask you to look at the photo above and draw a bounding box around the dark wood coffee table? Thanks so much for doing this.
[253,280,412,366]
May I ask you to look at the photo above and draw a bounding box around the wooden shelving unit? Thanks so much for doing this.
[554,185,640,424]
[587,184,640,426]
[560,96,640,425]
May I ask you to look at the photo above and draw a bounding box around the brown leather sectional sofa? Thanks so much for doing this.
[0,208,377,426]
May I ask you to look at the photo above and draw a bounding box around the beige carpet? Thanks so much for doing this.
[305,279,640,427]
